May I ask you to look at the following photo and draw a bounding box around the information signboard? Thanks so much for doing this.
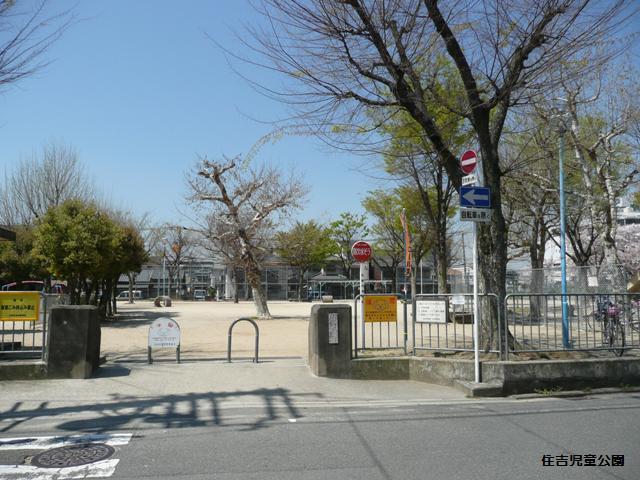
[363,295,398,323]
[0,292,40,322]
[148,317,181,348]
[415,299,448,323]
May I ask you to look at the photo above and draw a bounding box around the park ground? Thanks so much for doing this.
[101,299,324,362]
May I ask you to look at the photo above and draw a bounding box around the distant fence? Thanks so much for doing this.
[507,264,630,294]
[448,264,632,295]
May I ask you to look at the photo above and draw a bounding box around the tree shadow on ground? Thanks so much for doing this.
[0,387,322,434]
[101,310,181,329]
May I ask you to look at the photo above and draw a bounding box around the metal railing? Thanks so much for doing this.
[504,293,640,358]
[0,293,67,361]
[353,293,408,357]
[413,293,501,355]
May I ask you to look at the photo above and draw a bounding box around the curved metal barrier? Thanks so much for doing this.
[227,317,259,363]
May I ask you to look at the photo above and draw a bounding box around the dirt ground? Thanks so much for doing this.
[100,299,334,362]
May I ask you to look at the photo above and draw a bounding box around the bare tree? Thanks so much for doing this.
[240,0,636,350]
[0,0,71,91]
[557,69,640,266]
[188,156,306,318]
[198,211,272,303]
[0,141,92,225]
[157,225,194,299]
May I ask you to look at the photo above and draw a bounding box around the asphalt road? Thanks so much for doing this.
[1,392,639,480]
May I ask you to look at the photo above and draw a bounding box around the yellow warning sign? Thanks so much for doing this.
[363,295,398,323]
[0,292,40,322]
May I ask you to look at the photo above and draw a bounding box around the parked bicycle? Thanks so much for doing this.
[593,295,625,356]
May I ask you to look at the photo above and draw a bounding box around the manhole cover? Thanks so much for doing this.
[32,443,115,468]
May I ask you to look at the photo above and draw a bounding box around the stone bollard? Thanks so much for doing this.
[46,305,101,379]
[308,304,352,378]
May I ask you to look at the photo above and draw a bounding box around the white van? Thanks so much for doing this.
[193,289,206,301]
[116,290,143,301]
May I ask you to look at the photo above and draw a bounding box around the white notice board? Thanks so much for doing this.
[416,300,448,323]
[148,317,181,348]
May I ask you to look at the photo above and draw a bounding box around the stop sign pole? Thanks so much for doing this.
[352,241,372,350]
[460,149,482,384]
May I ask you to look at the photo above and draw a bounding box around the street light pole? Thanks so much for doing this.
[558,119,570,348]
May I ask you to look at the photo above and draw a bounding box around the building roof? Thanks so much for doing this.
[0,226,16,241]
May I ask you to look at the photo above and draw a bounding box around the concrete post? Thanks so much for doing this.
[46,305,101,379]
[308,304,352,378]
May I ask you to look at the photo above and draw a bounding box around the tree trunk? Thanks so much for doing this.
[298,268,305,302]
[245,262,271,318]
[528,213,547,321]
[477,141,513,353]
[233,270,239,303]
[436,233,448,294]
[82,279,91,305]
[127,272,135,304]
[112,277,118,315]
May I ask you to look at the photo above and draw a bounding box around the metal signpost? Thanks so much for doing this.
[458,149,490,384]
[352,240,372,345]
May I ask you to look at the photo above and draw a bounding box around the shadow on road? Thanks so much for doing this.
[0,388,322,434]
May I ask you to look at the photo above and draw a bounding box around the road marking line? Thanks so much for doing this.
[0,433,132,450]
[0,459,119,479]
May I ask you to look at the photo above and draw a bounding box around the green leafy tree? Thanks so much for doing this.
[34,200,117,305]
[275,221,336,301]
[0,226,47,287]
[100,223,148,315]
[327,212,369,279]
[365,188,437,294]
[362,192,405,293]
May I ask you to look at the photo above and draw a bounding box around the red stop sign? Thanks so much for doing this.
[351,241,372,263]
[460,150,478,175]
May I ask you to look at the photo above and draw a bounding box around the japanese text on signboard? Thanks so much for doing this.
[363,295,398,323]
[0,292,40,322]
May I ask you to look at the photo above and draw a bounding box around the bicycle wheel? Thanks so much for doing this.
[608,321,625,357]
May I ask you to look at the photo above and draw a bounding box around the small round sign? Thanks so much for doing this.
[460,150,478,175]
[351,241,372,263]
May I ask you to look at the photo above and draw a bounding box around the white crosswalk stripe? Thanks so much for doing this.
[0,459,120,479]
[0,433,132,479]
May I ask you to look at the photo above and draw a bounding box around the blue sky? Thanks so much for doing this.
[0,1,380,227]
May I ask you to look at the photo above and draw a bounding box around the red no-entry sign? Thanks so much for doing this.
[460,150,478,175]
[351,241,372,263]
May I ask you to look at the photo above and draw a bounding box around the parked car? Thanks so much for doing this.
[116,290,143,301]
[193,289,206,301]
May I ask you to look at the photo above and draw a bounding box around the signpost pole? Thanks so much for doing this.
[360,262,366,348]
[352,241,372,352]
[459,148,483,383]
[472,222,480,384]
